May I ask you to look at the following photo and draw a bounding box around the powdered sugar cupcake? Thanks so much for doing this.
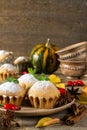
[28,80,60,109]
[0,63,18,82]
[0,50,14,66]
[0,82,26,106]
[14,56,31,74]
[18,73,38,91]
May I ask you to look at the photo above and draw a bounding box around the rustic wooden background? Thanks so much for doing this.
[0,0,87,57]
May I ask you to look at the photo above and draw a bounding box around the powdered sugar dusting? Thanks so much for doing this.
[29,80,59,98]
[0,82,22,93]
[14,56,28,64]
[18,74,38,86]
[31,80,56,90]
[0,63,17,72]
[0,50,9,56]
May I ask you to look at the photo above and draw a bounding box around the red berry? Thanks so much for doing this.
[23,71,28,74]
[76,80,84,86]
[58,88,66,94]
[66,81,73,86]
[4,103,21,110]
[73,81,78,86]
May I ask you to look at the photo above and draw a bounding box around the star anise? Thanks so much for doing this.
[0,110,20,128]
[67,87,80,100]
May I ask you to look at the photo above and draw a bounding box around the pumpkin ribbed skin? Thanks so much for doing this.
[30,40,60,74]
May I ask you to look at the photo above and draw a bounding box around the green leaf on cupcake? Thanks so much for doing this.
[28,68,49,81]
[5,76,19,83]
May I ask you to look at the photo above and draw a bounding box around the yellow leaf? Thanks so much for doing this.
[43,118,61,126]
[48,74,61,84]
[56,83,65,89]
[82,85,87,93]
[76,93,87,105]
[76,100,87,104]
[35,117,52,128]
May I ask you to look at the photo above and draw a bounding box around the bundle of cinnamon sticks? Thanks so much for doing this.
[62,104,87,125]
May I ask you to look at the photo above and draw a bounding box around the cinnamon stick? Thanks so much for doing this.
[71,104,81,116]
[65,106,87,125]
[72,108,87,123]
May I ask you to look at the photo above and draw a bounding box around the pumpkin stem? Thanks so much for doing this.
[45,38,51,48]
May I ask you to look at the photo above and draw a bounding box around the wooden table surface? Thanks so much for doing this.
[0,70,87,130]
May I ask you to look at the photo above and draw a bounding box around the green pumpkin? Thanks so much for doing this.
[30,39,60,74]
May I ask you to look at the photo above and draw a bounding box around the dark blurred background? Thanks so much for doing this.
[0,0,87,56]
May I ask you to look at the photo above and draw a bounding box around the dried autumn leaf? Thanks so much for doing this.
[35,117,52,128]
[77,100,87,104]
[82,85,87,93]
[48,74,61,84]
[35,117,61,128]
[76,93,87,104]
[43,118,61,126]
[56,83,65,89]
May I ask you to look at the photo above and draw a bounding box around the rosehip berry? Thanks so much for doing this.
[76,80,84,86]
[23,71,28,74]
[73,81,78,86]
[66,81,73,86]
[58,88,66,94]
[3,103,21,110]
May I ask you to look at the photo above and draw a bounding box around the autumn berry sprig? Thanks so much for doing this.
[66,80,85,87]
[0,103,21,111]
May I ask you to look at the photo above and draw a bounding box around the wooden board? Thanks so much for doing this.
[0,0,87,57]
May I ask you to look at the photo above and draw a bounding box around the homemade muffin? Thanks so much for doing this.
[0,63,18,82]
[0,50,14,66]
[14,56,30,74]
[28,80,60,109]
[0,82,26,106]
[18,73,38,90]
